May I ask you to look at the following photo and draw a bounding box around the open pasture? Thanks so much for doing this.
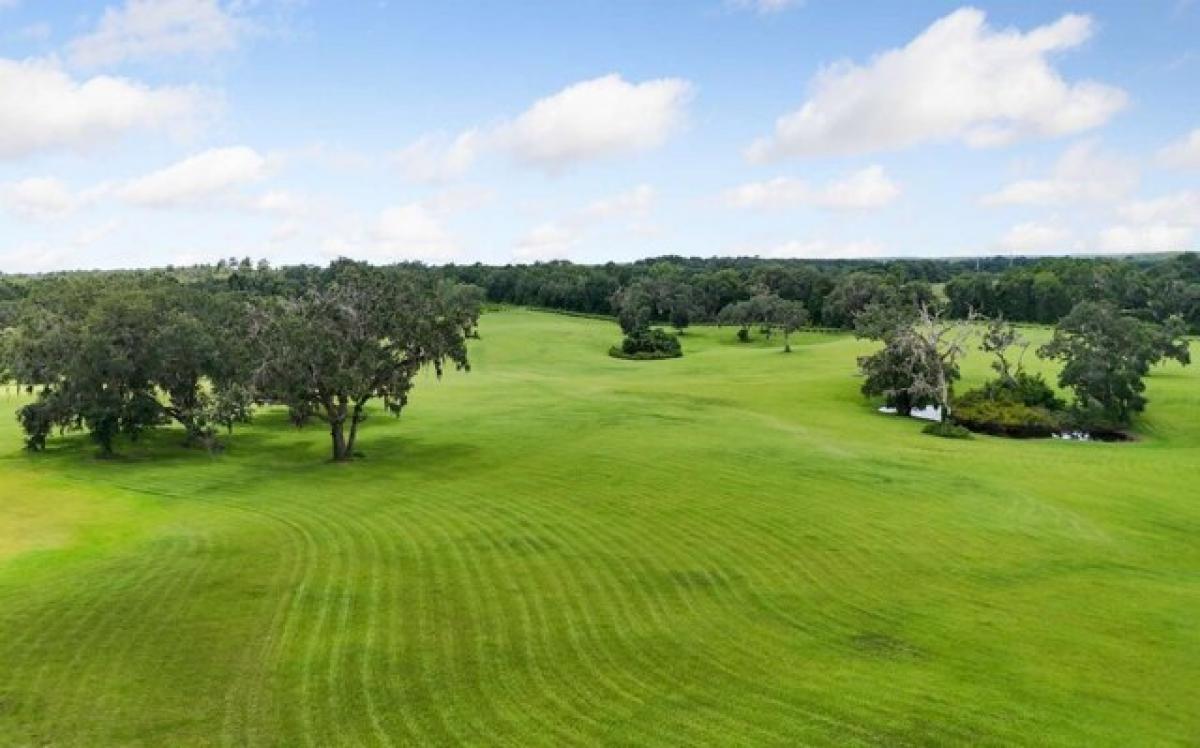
[0,309,1197,746]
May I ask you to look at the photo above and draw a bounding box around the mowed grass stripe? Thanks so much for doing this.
[0,310,1196,745]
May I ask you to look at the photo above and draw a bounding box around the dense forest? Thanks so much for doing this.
[436,253,1200,331]
[2,253,1198,333]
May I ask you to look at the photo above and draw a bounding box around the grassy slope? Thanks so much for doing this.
[0,309,1196,746]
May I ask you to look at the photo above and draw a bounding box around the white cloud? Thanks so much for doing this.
[1157,128,1200,170]
[996,221,1075,253]
[0,57,212,159]
[497,74,692,170]
[392,130,481,183]
[1098,224,1194,253]
[1098,190,1200,253]
[723,165,900,210]
[366,203,459,261]
[982,140,1137,206]
[322,190,480,264]
[734,238,887,259]
[747,8,1126,161]
[581,184,656,220]
[2,177,79,219]
[0,219,121,273]
[1116,191,1200,225]
[392,75,691,179]
[511,184,658,262]
[514,223,580,261]
[729,0,803,13]
[116,146,267,207]
[68,0,245,67]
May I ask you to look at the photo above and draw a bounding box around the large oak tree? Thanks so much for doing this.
[252,263,481,461]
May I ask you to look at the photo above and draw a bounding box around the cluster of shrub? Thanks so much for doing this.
[0,260,482,461]
[856,301,1192,439]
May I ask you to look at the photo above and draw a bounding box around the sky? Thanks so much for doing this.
[0,0,1198,272]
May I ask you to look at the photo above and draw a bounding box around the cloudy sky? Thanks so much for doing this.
[0,0,1198,271]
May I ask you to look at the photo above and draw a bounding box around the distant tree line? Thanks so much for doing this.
[438,253,1200,332]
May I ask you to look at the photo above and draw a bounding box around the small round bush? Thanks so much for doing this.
[923,421,972,439]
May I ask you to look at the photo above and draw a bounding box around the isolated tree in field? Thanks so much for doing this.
[1039,301,1191,425]
[253,265,481,461]
[856,304,972,420]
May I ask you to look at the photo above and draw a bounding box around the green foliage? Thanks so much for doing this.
[716,293,809,351]
[922,421,972,439]
[610,327,682,359]
[952,389,1062,438]
[856,304,970,417]
[1039,301,1190,425]
[252,263,481,461]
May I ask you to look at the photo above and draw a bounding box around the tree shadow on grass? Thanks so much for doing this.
[2,407,482,496]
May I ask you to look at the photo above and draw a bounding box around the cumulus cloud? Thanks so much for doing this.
[1098,224,1194,253]
[514,223,580,262]
[116,146,268,207]
[68,0,246,67]
[981,140,1137,206]
[367,203,459,261]
[322,189,483,264]
[512,184,658,261]
[497,74,692,170]
[581,183,656,220]
[0,220,121,273]
[996,221,1076,254]
[1098,190,1200,252]
[723,165,900,210]
[1116,191,1200,225]
[0,57,212,159]
[394,75,692,180]
[747,8,1126,161]
[2,177,79,219]
[392,130,481,184]
[1157,128,1200,170]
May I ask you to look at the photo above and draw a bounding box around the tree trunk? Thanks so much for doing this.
[344,399,367,458]
[330,420,349,461]
[326,395,351,461]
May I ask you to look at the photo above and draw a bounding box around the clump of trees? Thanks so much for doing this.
[716,293,809,352]
[608,271,693,359]
[857,299,1191,438]
[0,262,481,461]
[953,320,1065,437]
[855,303,973,420]
[1038,302,1190,430]
[4,279,254,454]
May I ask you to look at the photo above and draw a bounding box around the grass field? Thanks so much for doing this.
[0,308,1197,746]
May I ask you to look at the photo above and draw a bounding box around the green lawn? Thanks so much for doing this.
[0,308,1197,746]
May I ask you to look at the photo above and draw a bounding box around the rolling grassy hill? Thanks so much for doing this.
[0,308,1197,746]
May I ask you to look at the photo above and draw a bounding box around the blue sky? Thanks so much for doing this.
[0,0,1198,271]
